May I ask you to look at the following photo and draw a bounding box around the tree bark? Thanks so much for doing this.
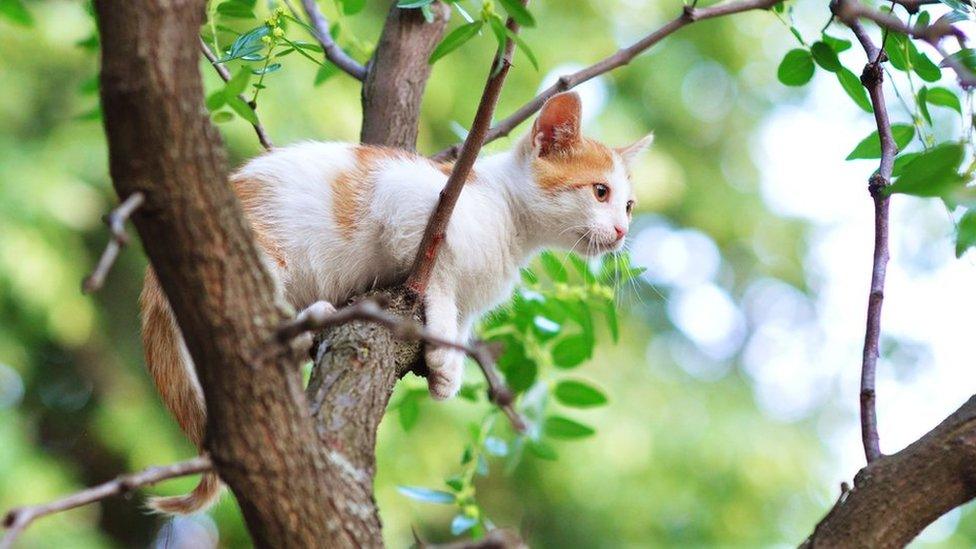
[803,395,976,547]
[360,1,450,149]
[94,0,378,545]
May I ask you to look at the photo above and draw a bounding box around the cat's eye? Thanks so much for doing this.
[626,200,634,215]
[592,183,610,202]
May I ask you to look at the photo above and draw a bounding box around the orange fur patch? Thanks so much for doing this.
[532,137,615,192]
[331,146,477,239]
[232,176,287,269]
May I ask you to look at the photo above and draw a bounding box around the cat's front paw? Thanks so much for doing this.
[425,348,464,400]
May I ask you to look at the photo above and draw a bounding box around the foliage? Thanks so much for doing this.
[393,252,636,539]
[774,1,976,257]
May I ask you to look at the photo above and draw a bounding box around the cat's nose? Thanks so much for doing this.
[614,226,627,241]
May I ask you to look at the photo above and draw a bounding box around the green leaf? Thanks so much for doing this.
[822,33,852,53]
[212,110,235,123]
[777,49,815,86]
[497,0,535,27]
[956,210,976,257]
[451,514,479,536]
[539,251,568,282]
[912,49,942,82]
[314,63,341,86]
[206,90,227,111]
[925,86,962,113]
[397,486,455,504]
[551,334,593,369]
[397,0,433,7]
[527,440,558,460]
[429,21,483,64]
[251,62,282,75]
[219,25,270,62]
[918,86,932,125]
[224,67,252,96]
[0,0,32,26]
[885,33,910,72]
[227,96,259,125]
[845,124,915,160]
[506,26,538,70]
[216,1,255,19]
[887,143,965,197]
[892,152,921,177]
[554,380,608,408]
[941,48,976,72]
[836,67,872,112]
[811,41,842,72]
[544,416,596,439]
[338,0,366,15]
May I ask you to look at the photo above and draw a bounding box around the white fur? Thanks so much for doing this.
[235,134,641,398]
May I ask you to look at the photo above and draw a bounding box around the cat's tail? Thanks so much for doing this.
[140,268,222,514]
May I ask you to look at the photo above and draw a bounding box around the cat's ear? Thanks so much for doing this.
[615,133,654,167]
[527,91,582,157]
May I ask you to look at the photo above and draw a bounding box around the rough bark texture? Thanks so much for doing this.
[360,1,450,149]
[95,0,378,545]
[304,290,424,539]
[804,396,976,547]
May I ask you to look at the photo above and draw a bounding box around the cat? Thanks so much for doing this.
[139,91,652,514]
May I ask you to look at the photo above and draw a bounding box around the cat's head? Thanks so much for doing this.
[517,91,652,256]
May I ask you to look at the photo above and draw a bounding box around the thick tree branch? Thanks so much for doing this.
[81,191,144,293]
[406,5,525,294]
[279,299,527,432]
[0,456,211,549]
[803,395,976,547]
[299,0,367,81]
[433,0,785,161]
[199,38,274,150]
[360,1,450,149]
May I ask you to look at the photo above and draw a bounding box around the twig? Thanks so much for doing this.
[278,300,527,432]
[299,0,367,81]
[834,2,896,464]
[887,0,944,13]
[81,192,145,294]
[199,38,275,150]
[0,456,211,549]
[432,0,785,161]
[834,0,976,87]
[406,3,527,293]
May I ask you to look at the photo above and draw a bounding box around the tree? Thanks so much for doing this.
[2,0,976,546]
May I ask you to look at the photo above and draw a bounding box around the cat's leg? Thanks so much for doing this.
[424,285,465,400]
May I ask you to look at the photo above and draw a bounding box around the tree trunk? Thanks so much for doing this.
[360,1,450,149]
[95,0,376,545]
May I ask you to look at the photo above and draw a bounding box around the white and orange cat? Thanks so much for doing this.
[140,91,651,514]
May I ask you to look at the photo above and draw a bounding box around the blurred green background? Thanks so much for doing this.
[2,0,975,547]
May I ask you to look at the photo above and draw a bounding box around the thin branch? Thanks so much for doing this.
[300,0,367,81]
[0,456,212,549]
[887,0,943,13]
[81,192,145,294]
[278,300,527,432]
[199,38,275,150]
[833,2,896,464]
[432,0,785,161]
[834,0,976,87]
[407,4,527,292]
